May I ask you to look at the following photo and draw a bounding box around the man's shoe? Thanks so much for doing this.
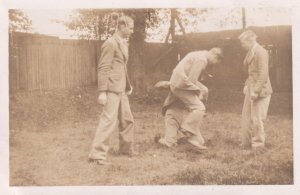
[187,138,208,151]
[240,143,251,150]
[251,144,266,153]
[157,138,177,148]
[119,150,139,157]
[154,133,162,143]
[252,143,265,148]
[187,142,208,152]
[127,150,139,157]
[88,159,112,165]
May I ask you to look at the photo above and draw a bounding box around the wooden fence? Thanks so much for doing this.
[9,26,292,92]
[9,33,101,91]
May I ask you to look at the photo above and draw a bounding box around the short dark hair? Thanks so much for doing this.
[111,13,134,29]
[210,47,224,59]
[238,30,257,41]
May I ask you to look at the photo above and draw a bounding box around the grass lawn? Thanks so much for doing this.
[9,86,293,185]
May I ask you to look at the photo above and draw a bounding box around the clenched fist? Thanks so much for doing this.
[243,85,248,95]
[98,92,107,105]
[126,86,133,95]
[154,81,170,89]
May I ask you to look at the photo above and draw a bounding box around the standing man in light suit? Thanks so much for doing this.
[239,30,272,149]
[89,15,137,165]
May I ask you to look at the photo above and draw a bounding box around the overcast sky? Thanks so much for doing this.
[22,8,292,42]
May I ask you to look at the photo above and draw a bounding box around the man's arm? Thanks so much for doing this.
[154,81,170,89]
[97,40,115,92]
[154,80,208,102]
[253,48,269,94]
[196,81,208,102]
[186,57,205,85]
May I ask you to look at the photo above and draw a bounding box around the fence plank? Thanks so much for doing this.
[9,27,292,92]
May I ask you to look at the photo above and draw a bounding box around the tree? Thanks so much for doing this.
[62,9,114,40]
[126,9,149,94]
[9,9,32,32]
[62,9,157,41]
[62,9,157,94]
[62,8,248,94]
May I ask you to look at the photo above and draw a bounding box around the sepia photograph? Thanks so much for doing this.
[1,0,300,194]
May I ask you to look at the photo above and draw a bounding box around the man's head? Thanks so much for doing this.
[238,30,257,51]
[115,15,134,39]
[207,47,224,64]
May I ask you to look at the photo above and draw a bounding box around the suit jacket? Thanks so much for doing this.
[162,81,208,115]
[162,51,209,115]
[244,43,272,97]
[169,51,208,92]
[97,34,132,93]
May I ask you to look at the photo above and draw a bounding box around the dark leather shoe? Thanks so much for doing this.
[187,138,208,151]
[240,143,251,150]
[128,150,139,157]
[88,159,112,165]
[120,150,139,157]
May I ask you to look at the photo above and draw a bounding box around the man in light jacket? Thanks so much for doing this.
[239,30,272,149]
[88,15,137,165]
[155,48,223,151]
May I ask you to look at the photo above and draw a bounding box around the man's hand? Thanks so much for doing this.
[200,92,208,103]
[154,81,170,89]
[98,92,107,105]
[250,91,258,101]
[126,87,133,95]
[243,85,248,95]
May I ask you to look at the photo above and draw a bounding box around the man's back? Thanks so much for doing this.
[170,51,208,90]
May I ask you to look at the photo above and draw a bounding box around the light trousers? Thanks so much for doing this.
[89,92,134,160]
[241,89,271,147]
[162,85,206,147]
[162,105,205,147]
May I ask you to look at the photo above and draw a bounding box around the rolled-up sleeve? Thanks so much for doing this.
[97,40,115,91]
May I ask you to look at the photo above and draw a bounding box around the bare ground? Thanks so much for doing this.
[9,87,293,185]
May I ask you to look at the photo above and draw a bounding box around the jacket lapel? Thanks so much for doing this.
[113,34,129,63]
[112,34,132,90]
[243,43,257,66]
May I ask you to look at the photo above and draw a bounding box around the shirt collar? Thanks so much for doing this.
[114,33,126,44]
[250,42,258,53]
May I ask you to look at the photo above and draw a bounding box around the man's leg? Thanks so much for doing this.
[159,107,181,147]
[182,111,206,149]
[89,92,121,161]
[241,90,252,148]
[171,87,206,147]
[251,95,271,148]
[118,93,135,155]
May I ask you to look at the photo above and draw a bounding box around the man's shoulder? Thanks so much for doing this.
[102,37,117,48]
[187,50,205,56]
[186,50,207,61]
[256,44,268,55]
